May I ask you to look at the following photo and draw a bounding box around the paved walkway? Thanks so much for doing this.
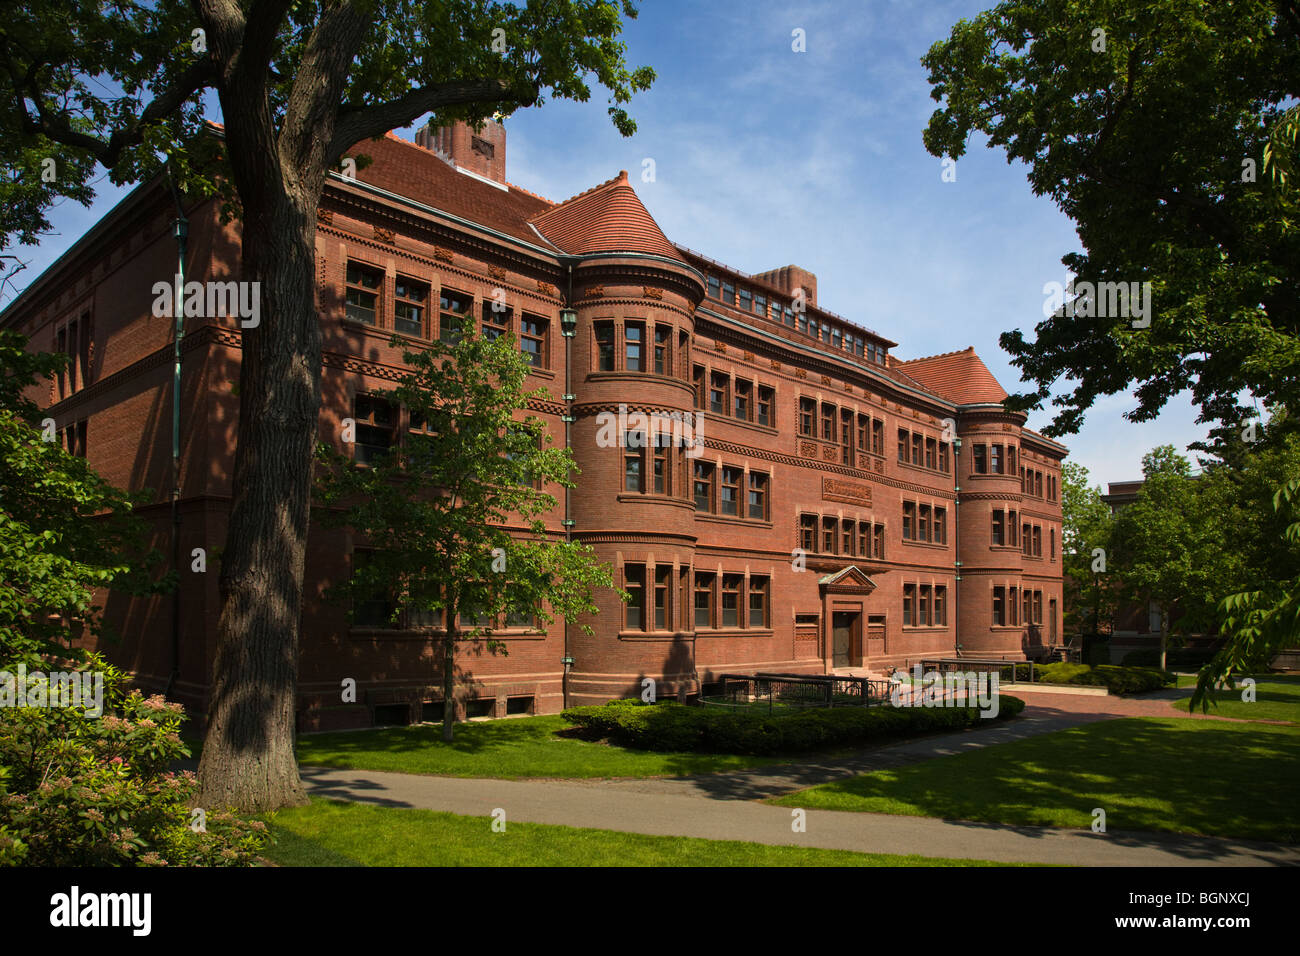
[298,690,1300,866]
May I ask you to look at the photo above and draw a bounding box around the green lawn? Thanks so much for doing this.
[294,715,780,779]
[771,718,1300,843]
[261,798,1026,866]
[1172,674,1299,723]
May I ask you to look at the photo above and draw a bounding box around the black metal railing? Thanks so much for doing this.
[704,672,893,712]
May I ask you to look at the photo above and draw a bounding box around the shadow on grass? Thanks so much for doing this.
[778,718,1300,847]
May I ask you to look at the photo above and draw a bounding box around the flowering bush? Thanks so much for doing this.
[0,654,267,866]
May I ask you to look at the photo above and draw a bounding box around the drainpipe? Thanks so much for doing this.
[164,165,188,698]
[558,259,579,707]
[952,434,962,659]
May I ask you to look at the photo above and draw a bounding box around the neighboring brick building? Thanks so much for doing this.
[1,120,1067,729]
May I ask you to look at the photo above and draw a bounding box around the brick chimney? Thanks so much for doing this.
[754,264,817,308]
[415,119,507,185]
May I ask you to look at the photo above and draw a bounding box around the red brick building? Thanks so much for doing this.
[2,120,1067,729]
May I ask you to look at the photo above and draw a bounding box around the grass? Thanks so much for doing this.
[260,798,1026,866]
[771,717,1300,843]
[1172,674,1299,723]
[294,714,781,779]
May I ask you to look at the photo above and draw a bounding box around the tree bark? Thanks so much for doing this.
[443,599,458,743]
[1159,606,1169,671]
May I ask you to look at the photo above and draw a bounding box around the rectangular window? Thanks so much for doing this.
[707,276,719,299]
[346,261,382,325]
[822,516,838,554]
[902,500,915,541]
[1034,591,1043,625]
[693,365,706,409]
[481,300,511,340]
[973,444,987,474]
[919,584,931,627]
[800,514,817,552]
[993,586,1006,627]
[939,442,950,473]
[918,504,930,542]
[624,432,644,492]
[858,521,871,558]
[521,314,547,368]
[596,321,615,371]
[874,523,886,560]
[734,379,752,420]
[1033,526,1042,557]
[439,288,471,343]
[354,394,395,465]
[721,575,742,627]
[934,586,947,626]
[872,419,884,455]
[992,509,1005,546]
[911,433,922,466]
[991,444,1003,474]
[757,386,774,427]
[625,564,646,630]
[1036,472,1044,498]
[395,276,430,337]
[799,398,815,437]
[694,572,715,628]
[934,507,947,545]
[654,326,671,375]
[694,461,714,512]
[898,428,908,462]
[831,328,842,349]
[721,281,735,305]
[625,321,645,371]
[352,551,395,627]
[1022,522,1032,556]
[652,438,670,495]
[1009,587,1019,626]
[925,438,936,469]
[840,409,853,464]
[903,583,915,627]
[841,518,855,556]
[747,472,768,520]
[820,403,834,441]
[1009,511,1019,547]
[857,414,868,454]
[748,576,768,628]
[720,466,741,516]
[710,372,728,414]
[738,288,752,312]
[754,294,766,316]
[654,566,672,631]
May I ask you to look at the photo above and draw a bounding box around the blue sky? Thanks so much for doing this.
[9,0,1214,487]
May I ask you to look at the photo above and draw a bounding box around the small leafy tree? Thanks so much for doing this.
[1109,446,1233,669]
[0,330,168,663]
[1059,462,1116,637]
[315,329,618,741]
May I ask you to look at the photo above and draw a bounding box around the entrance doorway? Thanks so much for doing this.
[832,611,860,667]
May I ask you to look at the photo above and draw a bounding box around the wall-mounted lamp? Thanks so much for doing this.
[560,308,577,338]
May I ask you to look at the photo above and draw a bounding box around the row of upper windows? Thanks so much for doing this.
[897,426,951,474]
[623,564,770,632]
[902,584,949,628]
[992,587,1049,628]
[902,501,948,544]
[990,508,1057,559]
[344,261,550,368]
[799,514,888,561]
[693,462,769,519]
[593,320,690,377]
[798,400,888,461]
[1022,466,1057,501]
[703,275,888,365]
[350,554,539,631]
[53,313,92,402]
[693,366,775,426]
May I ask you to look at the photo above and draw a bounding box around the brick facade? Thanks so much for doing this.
[1,121,1066,729]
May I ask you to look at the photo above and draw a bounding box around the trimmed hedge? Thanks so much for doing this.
[1121,647,1220,669]
[560,696,1026,755]
[1013,662,1175,694]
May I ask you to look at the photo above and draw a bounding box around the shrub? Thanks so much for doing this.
[1031,662,1175,694]
[0,654,268,866]
[560,695,1026,755]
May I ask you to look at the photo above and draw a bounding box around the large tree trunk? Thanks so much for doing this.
[1159,606,1169,671]
[196,187,319,812]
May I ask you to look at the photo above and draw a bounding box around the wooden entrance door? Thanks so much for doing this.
[832,612,857,667]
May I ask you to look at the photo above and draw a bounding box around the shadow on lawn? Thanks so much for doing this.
[815,718,1300,846]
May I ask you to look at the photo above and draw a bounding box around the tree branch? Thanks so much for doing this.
[328,78,533,165]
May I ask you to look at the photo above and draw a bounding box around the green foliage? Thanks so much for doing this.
[1060,461,1116,634]
[923,0,1300,437]
[1013,661,1174,693]
[0,330,170,662]
[0,654,266,866]
[560,697,1026,755]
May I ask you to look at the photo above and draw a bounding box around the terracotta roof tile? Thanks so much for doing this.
[895,346,1008,405]
[529,170,685,261]
[343,134,553,245]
